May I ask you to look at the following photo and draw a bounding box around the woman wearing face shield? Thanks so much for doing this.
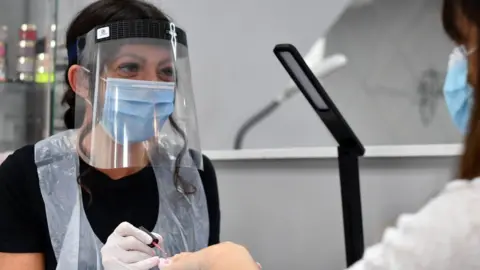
[0,1,220,269]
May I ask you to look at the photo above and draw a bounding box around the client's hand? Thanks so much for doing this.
[161,242,260,270]
[159,252,199,270]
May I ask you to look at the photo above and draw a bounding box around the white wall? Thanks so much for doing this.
[159,0,351,150]
[321,0,460,147]
[161,0,459,150]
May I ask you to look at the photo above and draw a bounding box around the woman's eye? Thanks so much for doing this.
[117,63,140,75]
[159,67,173,76]
[158,66,174,81]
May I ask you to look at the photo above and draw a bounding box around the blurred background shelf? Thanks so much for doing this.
[0,0,60,152]
[0,82,48,151]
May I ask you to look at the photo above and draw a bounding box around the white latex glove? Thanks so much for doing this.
[101,222,163,270]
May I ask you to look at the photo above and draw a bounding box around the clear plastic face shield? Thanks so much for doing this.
[73,20,202,170]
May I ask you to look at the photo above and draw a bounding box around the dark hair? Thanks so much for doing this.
[62,0,196,199]
[442,0,480,180]
[442,0,464,45]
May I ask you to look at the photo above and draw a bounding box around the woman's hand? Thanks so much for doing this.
[101,222,161,270]
[162,242,260,270]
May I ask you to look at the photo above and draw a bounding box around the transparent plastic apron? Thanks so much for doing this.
[35,130,209,269]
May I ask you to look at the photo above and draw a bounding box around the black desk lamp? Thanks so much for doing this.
[273,43,365,267]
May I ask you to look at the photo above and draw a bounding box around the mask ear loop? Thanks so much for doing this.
[78,66,94,106]
[458,45,477,56]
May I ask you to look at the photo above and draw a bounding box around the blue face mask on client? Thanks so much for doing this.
[101,78,175,144]
[443,46,475,133]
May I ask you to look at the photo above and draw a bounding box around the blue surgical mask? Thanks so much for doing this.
[100,78,175,144]
[443,46,474,133]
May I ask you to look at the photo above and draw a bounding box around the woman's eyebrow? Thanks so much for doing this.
[115,53,146,63]
[115,54,172,66]
[157,58,173,66]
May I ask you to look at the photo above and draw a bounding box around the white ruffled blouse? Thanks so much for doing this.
[349,178,480,270]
